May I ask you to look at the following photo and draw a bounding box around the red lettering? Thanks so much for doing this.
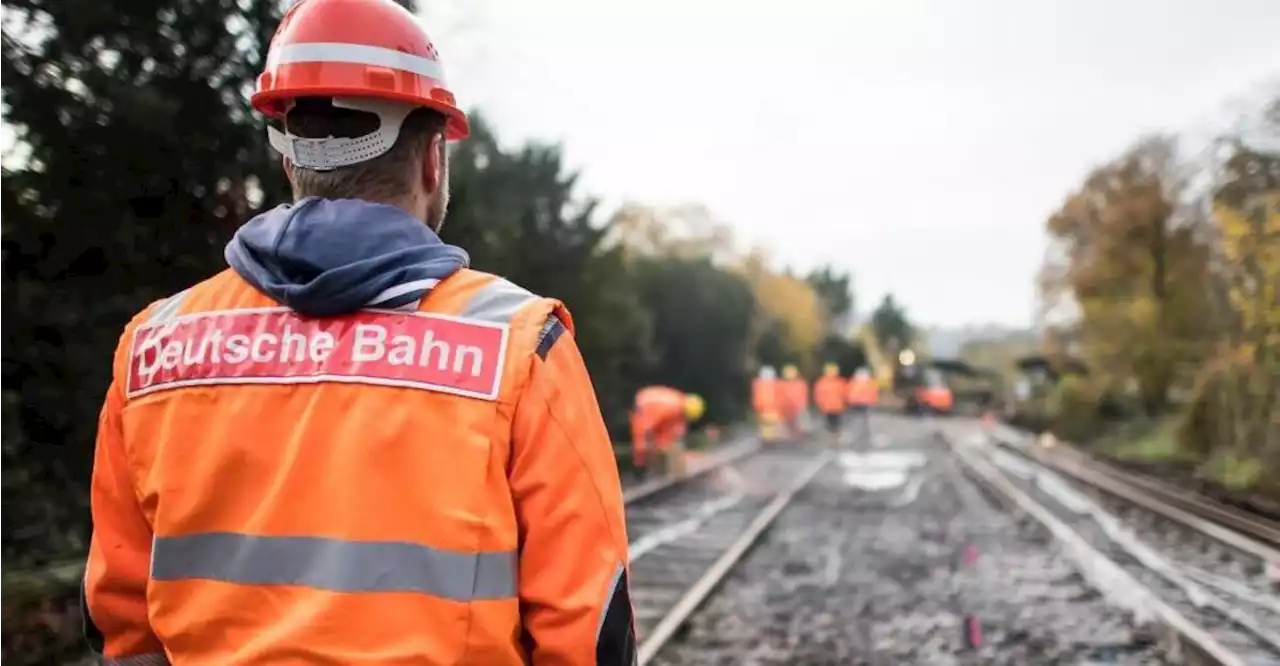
[127,308,508,400]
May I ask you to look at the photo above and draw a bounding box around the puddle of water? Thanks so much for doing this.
[842,470,910,491]
[837,451,929,491]
[839,450,928,469]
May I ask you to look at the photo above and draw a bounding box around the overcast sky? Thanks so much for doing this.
[421,0,1279,328]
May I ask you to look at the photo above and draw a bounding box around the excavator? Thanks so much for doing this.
[855,323,953,416]
[894,350,954,415]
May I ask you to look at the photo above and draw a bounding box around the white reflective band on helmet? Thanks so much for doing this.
[268,42,447,84]
[268,96,414,171]
[102,654,169,666]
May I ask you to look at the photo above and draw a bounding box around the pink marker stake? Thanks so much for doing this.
[958,544,983,650]
[966,616,984,649]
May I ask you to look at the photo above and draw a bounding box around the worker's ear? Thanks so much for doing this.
[421,132,445,195]
[282,156,296,187]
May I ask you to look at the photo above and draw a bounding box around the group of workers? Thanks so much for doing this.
[753,363,880,440]
[626,363,881,478]
[628,363,883,481]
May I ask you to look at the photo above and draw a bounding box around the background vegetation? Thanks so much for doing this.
[1007,93,1279,497]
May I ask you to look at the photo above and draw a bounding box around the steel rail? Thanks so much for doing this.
[989,430,1280,565]
[635,451,833,666]
[623,438,763,505]
[1081,452,1278,549]
[945,433,1249,666]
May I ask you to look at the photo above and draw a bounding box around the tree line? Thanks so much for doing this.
[1031,90,1278,494]
[0,6,865,661]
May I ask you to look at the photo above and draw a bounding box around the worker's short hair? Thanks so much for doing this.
[282,97,448,203]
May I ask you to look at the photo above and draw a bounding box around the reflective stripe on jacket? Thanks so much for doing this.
[83,267,635,665]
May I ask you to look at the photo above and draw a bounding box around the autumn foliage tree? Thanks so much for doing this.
[739,251,826,375]
[1037,89,1280,494]
[1042,135,1214,415]
[607,203,845,399]
[1180,112,1280,486]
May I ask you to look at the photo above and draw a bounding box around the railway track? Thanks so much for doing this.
[622,449,832,665]
[622,438,761,505]
[947,425,1280,666]
[650,414,1174,665]
[1018,435,1278,555]
[989,429,1280,587]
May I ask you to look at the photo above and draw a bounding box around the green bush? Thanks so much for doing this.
[1179,354,1274,455]
[1178,352,1278,492]
[1046,374,1107,443]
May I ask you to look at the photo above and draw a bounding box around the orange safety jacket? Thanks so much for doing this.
[629,386,687,467]
[812,376,847,415]
[846,377,879,407]
[751,377,777,418]
[83,268,635,666]
[779,378,809,420]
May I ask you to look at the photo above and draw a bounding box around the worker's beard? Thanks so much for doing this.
[426,155,450,233]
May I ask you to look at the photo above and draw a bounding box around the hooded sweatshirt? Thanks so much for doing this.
[225,197,469,316]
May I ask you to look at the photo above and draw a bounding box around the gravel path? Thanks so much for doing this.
[651,419,1166,665]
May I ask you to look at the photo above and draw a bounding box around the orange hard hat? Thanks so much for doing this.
[252,0,469,147]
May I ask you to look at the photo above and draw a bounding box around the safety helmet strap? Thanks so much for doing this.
[267,96,417,171]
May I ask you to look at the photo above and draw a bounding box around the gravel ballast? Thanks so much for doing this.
[650,417,1166,665]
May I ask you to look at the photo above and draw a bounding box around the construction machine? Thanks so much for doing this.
[893,348,954,416]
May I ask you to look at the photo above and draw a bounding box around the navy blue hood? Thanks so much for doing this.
[226,197,469,316]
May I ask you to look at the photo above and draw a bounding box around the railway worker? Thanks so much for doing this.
[812,363,848,443]
[630,386,706,479]
[752,365,782,441]
[779,364,809,438]
[80,1,636,663]
[846,366,879,443]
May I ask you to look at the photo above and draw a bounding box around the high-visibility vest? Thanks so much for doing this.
[779,378,809,417]
[751,377,778,416]
[630,386,687,464]
[812,376,847,414]
[83,267,632,665]
[847,377,879,406]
